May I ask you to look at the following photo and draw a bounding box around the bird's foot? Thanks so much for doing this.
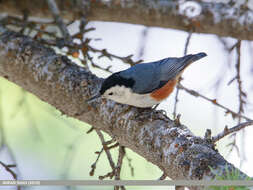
[135,107,167,121]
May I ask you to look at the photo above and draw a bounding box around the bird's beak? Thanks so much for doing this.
[86,93,101,103]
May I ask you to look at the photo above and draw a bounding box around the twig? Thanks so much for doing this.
[178,83,252,121]
[0,161,17,179]
[46,0,71,40]
[86,127,94,134]
[19,9,29,34]
[173,32,192,118]
[173,77,182,119]
[235,41,247,165]
[106,142,119,150]
[89,138,117,177]
[115,146,125,179]
[226,134,240,158]
[95,130,115,169]
[184,32,192,55]
[2,15,141,72]
[158,172,167,180]
[89,148,103,176]
[99,170,115,180]
[114,146,126,190]
[95,130,126,187]
[137,27,149,59]
[213,121,253,143]
[103,139,116,146]
[218,39,248,161]
[235,41,246,123]
[88,46,142,66]
[94,130,117,180]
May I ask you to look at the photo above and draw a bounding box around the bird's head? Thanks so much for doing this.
[86,72,135,103]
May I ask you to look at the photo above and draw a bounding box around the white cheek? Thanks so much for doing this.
[104,86,159,108]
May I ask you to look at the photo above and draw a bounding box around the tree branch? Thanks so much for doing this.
[212,121,253,143]
[178,83,252,121]
[0,28,249,185]
[1,0,253,40]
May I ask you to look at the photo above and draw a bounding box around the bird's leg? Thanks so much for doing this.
[135,106,167,121]
[152,103,160,110]
[152,104,167,115]
[135,107,153,120]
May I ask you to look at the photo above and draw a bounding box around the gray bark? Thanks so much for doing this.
[0,27,248,185]
[0,0,253,40]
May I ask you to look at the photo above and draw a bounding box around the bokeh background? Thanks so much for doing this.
[1,11,253,190]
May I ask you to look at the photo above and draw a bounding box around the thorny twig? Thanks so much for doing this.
[1,15,139,70]
[95,130,115,169]
[88,46,142,66]
[90,147,104,176]
[229,41,247,164]
[107,142,120,150]
[183,32,192,56]
[217,38,249,161]
[137,27,149,59]
[213,121,253,143]
[114,146,126,190]
[99,170,115,180]
[1,15,142,72]
[235,41,246,123]
[93,130,127,188]
[86,126,94,134]
[173,32,192,118]
[115,146,125,179]
[158,172,167,180]
[0,161,17,179]
[46,0,71,40]
[178,83,252,121]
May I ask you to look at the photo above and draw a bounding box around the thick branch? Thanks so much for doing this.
[0,29,249,184]
[1,0,253,40]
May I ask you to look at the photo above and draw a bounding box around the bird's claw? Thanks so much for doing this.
[135,107,167,121]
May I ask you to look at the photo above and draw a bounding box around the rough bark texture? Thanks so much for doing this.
[0,28,248,185]
[1,0,253,40]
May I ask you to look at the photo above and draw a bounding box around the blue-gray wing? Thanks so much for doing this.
[119,62,161,94]
[119,53,206,94]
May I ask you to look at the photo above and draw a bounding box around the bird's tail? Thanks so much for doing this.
[160,52,207,80]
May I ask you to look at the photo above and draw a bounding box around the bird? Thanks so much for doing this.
[87,52,207,108]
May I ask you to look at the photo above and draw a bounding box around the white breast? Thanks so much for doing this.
[104,86,160,108]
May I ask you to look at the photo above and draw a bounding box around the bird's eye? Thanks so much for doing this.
[109,92,113,95]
